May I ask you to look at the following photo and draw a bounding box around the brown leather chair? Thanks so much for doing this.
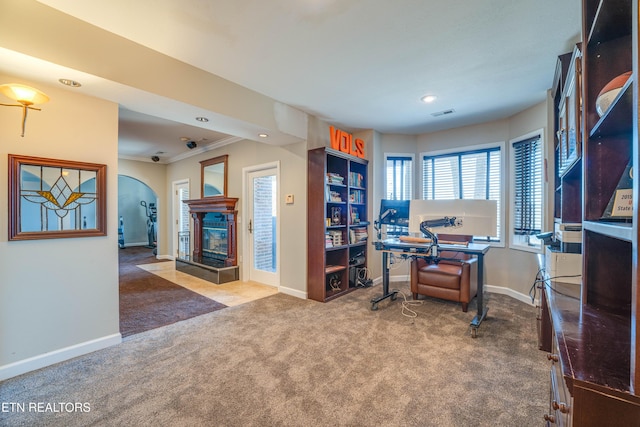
[410,234,477,312]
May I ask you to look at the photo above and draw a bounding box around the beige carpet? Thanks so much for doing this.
[0,283,548,427]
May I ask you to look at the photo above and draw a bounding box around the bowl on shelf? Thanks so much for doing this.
[595,71,632,117]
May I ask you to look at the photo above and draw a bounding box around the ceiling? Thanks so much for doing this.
[7,0,581,162]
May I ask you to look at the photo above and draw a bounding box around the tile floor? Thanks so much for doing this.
[137,261,279,306]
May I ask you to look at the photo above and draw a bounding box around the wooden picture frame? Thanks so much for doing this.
[8,154,107,240]
[200,155,228,197]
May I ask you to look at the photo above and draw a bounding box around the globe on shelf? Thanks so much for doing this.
[595,71,632,117]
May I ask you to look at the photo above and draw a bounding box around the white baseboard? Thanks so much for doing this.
[279,285,307,300]
[123,242,149,247]
[371,275,536,306]
[485,285,536,306]
[156,254,173,261]
[0,333,122,381]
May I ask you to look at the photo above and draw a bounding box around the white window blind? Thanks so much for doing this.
[386,156,413,200]
[422,147,501,241]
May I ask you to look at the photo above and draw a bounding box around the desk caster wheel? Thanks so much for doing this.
[471,328,478,338]
[391,292,398,301]
[371,303,378,311]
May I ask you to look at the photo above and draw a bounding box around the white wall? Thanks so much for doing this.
[371,101,550,301]
[0,74,120,379]
[165,139,308,297]
[118,159,167,252]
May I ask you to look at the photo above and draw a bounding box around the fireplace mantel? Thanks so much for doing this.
[183,197,238,268]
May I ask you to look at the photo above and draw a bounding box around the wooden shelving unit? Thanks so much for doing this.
[540,0,640,424]
[307,147,369,302]
[552,43,583,225]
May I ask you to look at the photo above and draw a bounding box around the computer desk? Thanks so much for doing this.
[372,238,491,338]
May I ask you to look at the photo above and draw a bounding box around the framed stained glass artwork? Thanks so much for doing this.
[8,154,107,240]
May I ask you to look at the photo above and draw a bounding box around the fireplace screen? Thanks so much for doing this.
[202,212,228,264]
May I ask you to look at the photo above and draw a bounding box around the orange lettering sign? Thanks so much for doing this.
[329,126,365,159]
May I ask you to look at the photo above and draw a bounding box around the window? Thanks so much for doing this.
[422,145,502,242]
[511,132,543,251]
[385,155,413,200]
[384,154,413,236]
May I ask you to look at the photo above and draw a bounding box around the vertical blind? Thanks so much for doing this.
[386,156,413,200]
[422,147,501,240]
[512,136,542,236]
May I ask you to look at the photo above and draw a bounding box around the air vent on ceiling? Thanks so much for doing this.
[431,109,455,117]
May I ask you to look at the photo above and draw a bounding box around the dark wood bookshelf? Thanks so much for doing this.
[308,147,369,302]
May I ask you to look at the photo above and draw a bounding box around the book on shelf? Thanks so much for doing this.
[350,206,361,224]
[349,227,368,244]
[328,230,343,246]
[349,189,364,204]
[329,191,343,202]
[325,233,333,248]
[349,172,364,187]
[326,173,344,185]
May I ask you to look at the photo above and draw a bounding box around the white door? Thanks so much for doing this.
[172,180,190,259]
[245,164,279,287]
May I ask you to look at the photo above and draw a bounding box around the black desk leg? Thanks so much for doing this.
[469,253,488,338]
[370,251,398,310]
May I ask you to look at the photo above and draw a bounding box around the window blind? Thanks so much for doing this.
[512,136,542,236]
[386,156,413,200]
[422,147,501,240]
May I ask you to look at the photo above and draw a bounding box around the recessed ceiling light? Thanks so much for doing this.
[421,95,437,103]
[258,133,269,138]
[59,78,81,87]
[195,116,209,122]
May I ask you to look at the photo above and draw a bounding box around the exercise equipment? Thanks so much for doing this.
[118,216,125,248]
[140,200,157,254]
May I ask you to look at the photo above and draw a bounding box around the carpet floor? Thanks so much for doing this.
[1,282,549,427]
[119,246,227,337]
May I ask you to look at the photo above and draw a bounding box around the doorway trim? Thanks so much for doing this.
[242,161,281,287]
[172,178,190,260]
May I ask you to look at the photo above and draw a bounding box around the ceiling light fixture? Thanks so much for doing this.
[421,95,437,103]
[0,83,50,137]
[195,116,209,122]
[59,78,82,88]
[258,133,269,138]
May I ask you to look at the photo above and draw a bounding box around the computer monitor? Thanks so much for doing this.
[378,199,410,226]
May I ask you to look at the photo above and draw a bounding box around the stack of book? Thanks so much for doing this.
[325,233,334,248]
[327,173,344,185]
[329,191,343,202]
[328,230,343,246]
[349,227,368,244]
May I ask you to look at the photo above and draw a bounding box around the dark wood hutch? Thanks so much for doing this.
[538,0,640,425]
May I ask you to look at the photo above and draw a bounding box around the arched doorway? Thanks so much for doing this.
[117,175,158,250]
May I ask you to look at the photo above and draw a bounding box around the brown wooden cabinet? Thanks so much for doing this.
[307,147,369,302]
[540,0,640,424]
